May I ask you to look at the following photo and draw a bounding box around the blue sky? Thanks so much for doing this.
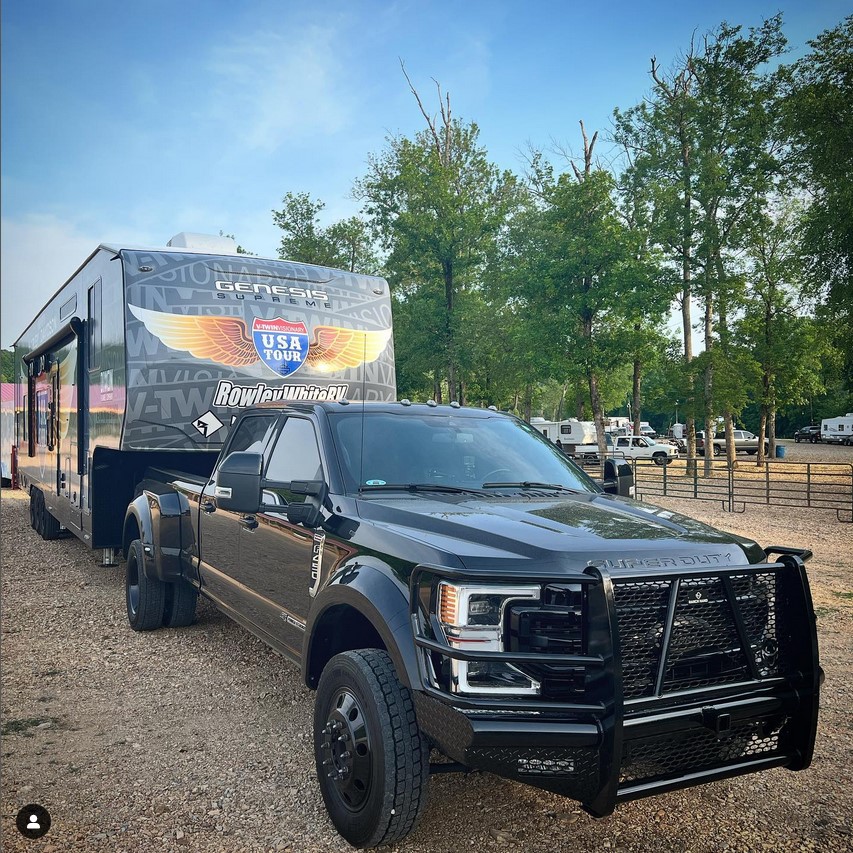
[1,0,848,347]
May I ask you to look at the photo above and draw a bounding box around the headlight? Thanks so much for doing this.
[437,582,540,695]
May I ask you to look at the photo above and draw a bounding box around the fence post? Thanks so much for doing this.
[765,461,770,505]
[729,464,735,513]
[807,464,811,508]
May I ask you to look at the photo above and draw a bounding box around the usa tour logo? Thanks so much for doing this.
[251,317,309,377]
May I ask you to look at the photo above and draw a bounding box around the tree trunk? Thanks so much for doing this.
[632,357,642,436]
[443,261,455,402]
[433,371,442,404]
[523,383,533,423]
[589,369,607,478]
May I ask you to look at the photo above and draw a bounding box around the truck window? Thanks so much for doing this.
[265,418,323,484]
[226,414,278,455]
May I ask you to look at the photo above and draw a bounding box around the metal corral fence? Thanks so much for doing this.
[630,457,853,523]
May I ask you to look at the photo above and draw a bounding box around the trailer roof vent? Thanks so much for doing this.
[166,232,238,253]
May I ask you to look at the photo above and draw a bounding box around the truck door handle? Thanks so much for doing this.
[240,515,258,530]
[201,501,216,514]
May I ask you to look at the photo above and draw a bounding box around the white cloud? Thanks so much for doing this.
[0,215,100,348]
[204,25,355,152]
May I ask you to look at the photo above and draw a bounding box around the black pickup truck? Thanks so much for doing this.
[123,402,821,848]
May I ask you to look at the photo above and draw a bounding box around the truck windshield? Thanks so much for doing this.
[329,411,599,495]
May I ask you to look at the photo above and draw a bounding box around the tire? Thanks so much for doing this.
[795,437,801,443]
[40,495,62,541]
[125,539,166,631]
[653,453,667,466]
[29,489,39,531]
[163,580,198,628]
[712,445,722,457]
[314,650,429,848]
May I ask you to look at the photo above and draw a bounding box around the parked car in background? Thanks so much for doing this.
[794,425,822,443]
[697,430,769,456]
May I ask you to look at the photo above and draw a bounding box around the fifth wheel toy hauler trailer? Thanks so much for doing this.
[12,233,395,558]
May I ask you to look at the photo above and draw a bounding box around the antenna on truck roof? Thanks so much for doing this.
[358,330,368,492]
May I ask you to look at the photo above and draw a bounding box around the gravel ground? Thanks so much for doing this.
[2,443,852,852]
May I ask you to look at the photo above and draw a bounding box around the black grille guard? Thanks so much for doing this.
[410,548,821,817]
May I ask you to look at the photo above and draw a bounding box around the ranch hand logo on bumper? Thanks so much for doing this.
[252,317,308,377]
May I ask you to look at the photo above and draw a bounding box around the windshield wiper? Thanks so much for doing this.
[482,481,580,493]
[359,483,488,495]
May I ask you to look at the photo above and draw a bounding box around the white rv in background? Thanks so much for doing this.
[530,418,597,447]
[821,413,853,445]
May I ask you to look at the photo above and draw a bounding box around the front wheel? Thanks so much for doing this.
[653,452,667,466]
[712,445,722,457]
[314,650,429,848]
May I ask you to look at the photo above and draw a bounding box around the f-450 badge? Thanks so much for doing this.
[129,304,391,376]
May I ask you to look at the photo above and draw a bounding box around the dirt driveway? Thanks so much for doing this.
[2,481,851,852]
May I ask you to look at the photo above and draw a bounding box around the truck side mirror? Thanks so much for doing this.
[602,458,634,497]
[285,480,328,529]
[215,451,263,513]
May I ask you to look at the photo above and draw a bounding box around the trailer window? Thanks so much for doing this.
[88,279,102,371]
[60,294,77,320]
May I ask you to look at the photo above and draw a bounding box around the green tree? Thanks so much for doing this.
[272,192,378,273]
[615,17,787,472]
[501,126,652,462]
[356,76,517,402]
[0,349,13,383]
[782,15,853,394]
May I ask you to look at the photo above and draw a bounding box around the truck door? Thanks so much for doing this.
[236,416,323,653]
[197,414,279,616]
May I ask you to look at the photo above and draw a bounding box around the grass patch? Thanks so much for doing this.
[832,591,853,601]
[1,716,54,737]
[814,606,837,619]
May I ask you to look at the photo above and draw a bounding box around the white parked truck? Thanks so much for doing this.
[574,433,677,466]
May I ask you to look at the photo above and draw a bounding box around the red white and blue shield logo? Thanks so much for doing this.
[252,317,309,377]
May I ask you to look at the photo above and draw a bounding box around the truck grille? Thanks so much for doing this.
[613,572,787,700]
[621,715,789,784]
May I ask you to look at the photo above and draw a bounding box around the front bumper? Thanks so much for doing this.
[410,549,821,816]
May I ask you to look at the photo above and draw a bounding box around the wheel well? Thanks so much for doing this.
[122,517,140,561]
[307,604,387,688]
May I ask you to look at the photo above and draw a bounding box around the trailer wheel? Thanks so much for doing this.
[126,539,165,631]
[314,650,429,848]
[163,580,198,628]
[39,495,62,541]
[29,489,39,531]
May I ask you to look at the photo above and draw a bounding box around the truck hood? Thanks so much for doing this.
[355,491,763,572]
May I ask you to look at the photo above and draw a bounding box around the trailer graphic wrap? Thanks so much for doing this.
[251,317,308,376]
[123,251,395,451]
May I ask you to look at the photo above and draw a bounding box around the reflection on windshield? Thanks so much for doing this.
[329,411,599,495]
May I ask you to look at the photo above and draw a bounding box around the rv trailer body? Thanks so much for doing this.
[13,241,395,550]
